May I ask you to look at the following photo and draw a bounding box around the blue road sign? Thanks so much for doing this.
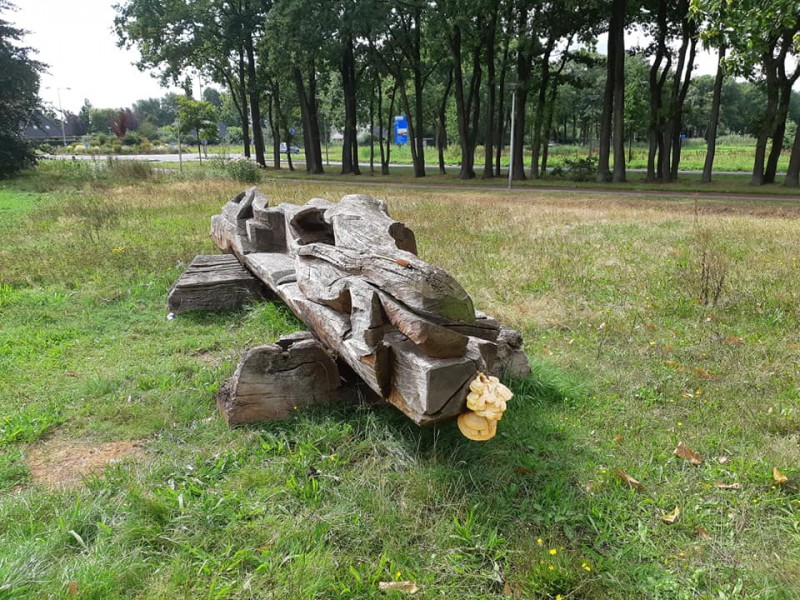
[289,127,296,135]
[394,115,408,146]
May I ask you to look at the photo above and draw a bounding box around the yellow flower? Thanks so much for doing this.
[549,549,557,555]
[556,595,563,600]
[548,565,555,571]
[581,562,591,572]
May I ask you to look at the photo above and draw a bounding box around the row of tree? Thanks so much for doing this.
[113,0,800,187]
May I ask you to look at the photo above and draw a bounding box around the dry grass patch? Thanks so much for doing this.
[25,434,145,489]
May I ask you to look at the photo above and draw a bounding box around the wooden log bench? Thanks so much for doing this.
[173,188,531,440]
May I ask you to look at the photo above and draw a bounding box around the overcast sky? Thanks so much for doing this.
[14,0,183,114]
[13,0,720,117]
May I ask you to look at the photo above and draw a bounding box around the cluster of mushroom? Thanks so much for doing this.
[457,372,513,441]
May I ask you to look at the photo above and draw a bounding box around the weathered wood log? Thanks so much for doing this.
[167,254,266,314]
[324,194,417,255]
[296,243,475,324]
[492,326,532,379]
[208,190,530,427]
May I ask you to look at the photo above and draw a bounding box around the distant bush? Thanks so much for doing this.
[716,134,756,147]
[561,155,598,181]
[122,132,142,146]
[222,158,261,183]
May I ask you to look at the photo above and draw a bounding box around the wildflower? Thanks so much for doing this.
[549,549,557,555]
[537,538,543,545]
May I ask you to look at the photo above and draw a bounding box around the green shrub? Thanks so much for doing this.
[562,155,598,181]
[214,158,261,183]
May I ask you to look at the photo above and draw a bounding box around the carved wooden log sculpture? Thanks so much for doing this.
[210,188,530,430]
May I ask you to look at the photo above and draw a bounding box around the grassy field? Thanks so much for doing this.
[1,160,799,598]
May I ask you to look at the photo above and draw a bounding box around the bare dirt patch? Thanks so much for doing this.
[26,435,146,488]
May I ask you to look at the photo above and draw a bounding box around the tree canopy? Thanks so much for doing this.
[0,0,44,179]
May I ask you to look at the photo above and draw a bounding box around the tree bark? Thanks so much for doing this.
[596,7,616,183]
[451,24,483,180]
[481,7,498,179]
[244,32,265,167]
[702,44,725,184]
[293,66,324,174]
[751,54,780,186]
[611,0,627,183]
[238,46,251,159]
[340,35,361,175]
[494,16,511,177]
[531,42,553,180]
[437,69,453,175]
[784,121,800,188]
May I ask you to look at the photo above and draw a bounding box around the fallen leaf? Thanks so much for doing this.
[645,322,656,331]
[661,505,680,524]
[693,367,721,380]
[723,336,744,345]
[379,581,419,594]
[540,347,554,356]
[663,360,681,368]
[717,456,729,464]
[514,466,532,475]
[66,371,77,378]
[615,470,643,491]
[680,390,695,399]
[714,481,742,490]
[68,581,79,598]
[613,434,623,443]
[696,526,711,540]
[773,467,788,485]
[674,441,703,465]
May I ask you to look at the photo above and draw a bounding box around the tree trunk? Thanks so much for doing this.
[340,36,361,175]
[494,22,511,177]
[245,33,265,167]
[669,23,696,181]
[238,46,251,159]
[482,8,498,179]
[596,12,616,183]
[267,88,280,169]
[437,69,453,175]
[531,44,553,180]
[293,66,324,175]
[381,82,395,175]
[611,0,627,183]
[702,44,725,183]
[764,81,793,184]
[752,57,779,186]
[369,79,375,175]
[784,122,800,187]
[451,24,483,181]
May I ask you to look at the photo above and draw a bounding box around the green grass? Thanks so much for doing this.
[0,163,799,598]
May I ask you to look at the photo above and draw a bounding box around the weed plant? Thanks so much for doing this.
[0,166,799,598]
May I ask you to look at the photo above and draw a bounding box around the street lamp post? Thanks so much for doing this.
[47,86,72,147]
[507,82,521,190]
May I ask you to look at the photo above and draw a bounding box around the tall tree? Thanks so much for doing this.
[0,0,43,178]
[264,0,326,174]
[596,0,627,182]
[380,0,431,177]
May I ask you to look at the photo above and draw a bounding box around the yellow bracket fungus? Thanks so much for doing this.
[457,371,513,441]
